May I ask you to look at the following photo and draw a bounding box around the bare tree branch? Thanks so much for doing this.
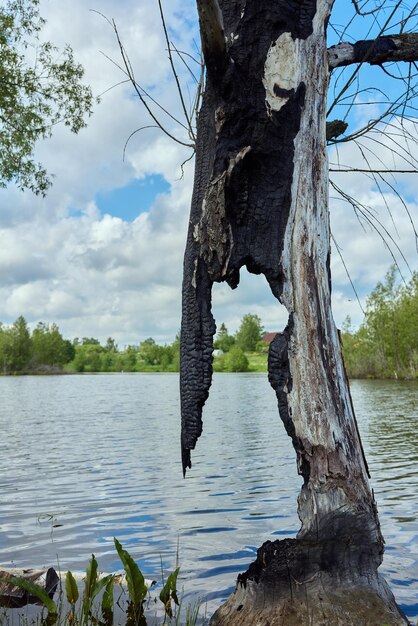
[329,33,418,69]
[157,0,196,144]
[329,168,418,172]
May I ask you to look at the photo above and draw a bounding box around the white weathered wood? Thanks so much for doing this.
[280,0,373,539]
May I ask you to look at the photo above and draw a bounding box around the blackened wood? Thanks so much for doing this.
[180,0,318,474]
[210,537,410,625]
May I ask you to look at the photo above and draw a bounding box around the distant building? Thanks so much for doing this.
[262,332,282,344]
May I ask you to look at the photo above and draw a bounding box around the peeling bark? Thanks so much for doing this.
[180,0,411,623]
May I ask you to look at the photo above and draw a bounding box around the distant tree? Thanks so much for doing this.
[105,337,118,352]
[82,337,101,346]
[8,315,31,371]
[396,272,418,377]
[0,322,13,373]
[123,344,139,369]
[214,322,235,353]
[364,266,406,377]
[73,343,104,372]
[171,333,180,371]
[32,321,74,367]
[139,338,162,365]
[160,345,174,370]
[340,316,357,375]
[235,314,263,352]
[0,0,94,194]
[341,269,418,379]
[62,339,75,364]
[224,346,249,372]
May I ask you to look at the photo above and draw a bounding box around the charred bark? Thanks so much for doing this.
[210,537,407,626]
[180,0,411,623]
[181,0,314,473]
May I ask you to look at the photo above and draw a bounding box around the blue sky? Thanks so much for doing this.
[95,175,170,222]
[0,0,416,345]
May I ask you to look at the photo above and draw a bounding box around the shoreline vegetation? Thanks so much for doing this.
[0,539,206,626]
[0,268,416,381]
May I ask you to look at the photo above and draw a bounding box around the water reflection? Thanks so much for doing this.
[352,380,418,620]
[0,375,416,621]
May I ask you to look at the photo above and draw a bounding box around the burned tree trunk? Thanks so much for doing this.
[180,0,410,624]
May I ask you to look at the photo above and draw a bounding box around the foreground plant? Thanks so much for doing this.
[7,538,202,626]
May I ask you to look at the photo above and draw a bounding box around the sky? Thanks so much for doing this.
[0,0,416,346]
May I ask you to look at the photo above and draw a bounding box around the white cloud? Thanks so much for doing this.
[329,120,417,328]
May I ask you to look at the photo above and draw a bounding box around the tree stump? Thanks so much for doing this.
[0,567,59,608]
[210,537,410,625]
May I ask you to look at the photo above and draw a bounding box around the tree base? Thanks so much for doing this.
[210,538,410,626]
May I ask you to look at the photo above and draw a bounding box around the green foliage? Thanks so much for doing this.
[214,346,249,372]
[105,337,118,352]
[71,343,104,373]
[82,556,114,623]
[65,570,79,605]
[0,316,74,373]
[171,333,180,371]
[214,323,235,353]
[114,538,148,625]
[64,336,180,373]
[235,314,263,352]
[82,554,98,617]
[0,315,31,372]
[245,352,268,372]
[5,540,206,626]
[342,268,418,379]
[159,567,180,619]
[101,575,114,626]
[225,346,249,372]
[0,0,94,194]
[9,576,58,624]
[81,338,101,346]
[32,322,74,367]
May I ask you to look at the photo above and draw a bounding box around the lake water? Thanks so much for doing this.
[0,374,417,622]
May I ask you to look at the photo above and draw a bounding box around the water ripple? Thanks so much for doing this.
[0,374,416,620]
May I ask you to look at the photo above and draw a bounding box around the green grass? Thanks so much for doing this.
[246,352,268,372]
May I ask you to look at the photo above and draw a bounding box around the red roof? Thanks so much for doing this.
[262,332,280,344]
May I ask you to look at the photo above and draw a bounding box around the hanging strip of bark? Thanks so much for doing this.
[328,32,418,68]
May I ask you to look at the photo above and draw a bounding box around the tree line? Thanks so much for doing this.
[0,313,265,375]
[0,317,75,373]
[0,318,181,374]
[0,271,416,377]
[341,267,417,380]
